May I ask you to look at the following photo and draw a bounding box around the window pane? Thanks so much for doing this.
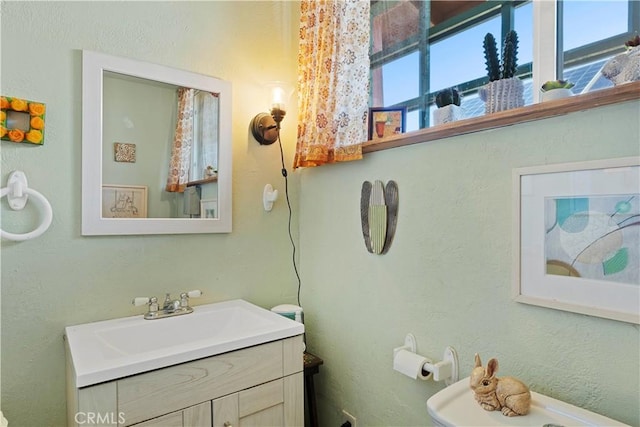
[372,51,419,107]
[371,1,421,55]
[561,1,627,91]
[515,1,533,66]
[563,0,628,51]
[564,58,613,93]
[429,16,500,93]
[406,110,420,133]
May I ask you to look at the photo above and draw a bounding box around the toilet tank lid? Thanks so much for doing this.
[426,377,630,427]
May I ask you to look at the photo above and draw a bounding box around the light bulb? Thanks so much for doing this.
[250,81,293,145]
[270,85,286,113]
[266,81,292,114]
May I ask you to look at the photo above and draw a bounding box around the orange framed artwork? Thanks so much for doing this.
[1,96,46,145]
[368,107,406,141]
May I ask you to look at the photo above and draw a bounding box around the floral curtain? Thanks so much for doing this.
[293,0,370,169]
[166,87,195,192]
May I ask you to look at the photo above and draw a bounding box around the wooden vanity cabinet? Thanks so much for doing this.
[133,402,211,427]
[66,335,304,427]
[211,373,304,427]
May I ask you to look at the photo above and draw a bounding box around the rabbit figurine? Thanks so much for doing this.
[469,353,531,417]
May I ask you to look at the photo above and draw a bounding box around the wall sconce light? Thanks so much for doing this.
[250,82,292,145]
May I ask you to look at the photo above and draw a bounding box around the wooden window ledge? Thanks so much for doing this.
[186,176,217,187]
[362,81,640,154]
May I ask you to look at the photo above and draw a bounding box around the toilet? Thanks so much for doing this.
[427,377,630,426]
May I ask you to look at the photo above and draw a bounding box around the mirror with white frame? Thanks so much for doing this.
[82,50,232,235]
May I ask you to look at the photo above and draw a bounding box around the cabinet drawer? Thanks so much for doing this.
[119,341,283,425]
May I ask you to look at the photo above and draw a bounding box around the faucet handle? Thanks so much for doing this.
[133,296,158,313]
[186,290,202,298]
[132,297,151,306]
[179,290,202,308]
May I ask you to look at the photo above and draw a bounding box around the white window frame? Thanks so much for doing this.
[533,0,558,103]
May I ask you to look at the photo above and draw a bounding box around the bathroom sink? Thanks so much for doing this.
[65,299,304,387]
[427,377,629,426]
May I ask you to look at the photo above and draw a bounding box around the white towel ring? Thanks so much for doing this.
[1,171,53,241]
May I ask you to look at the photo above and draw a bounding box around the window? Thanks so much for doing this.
[560,0,638,93]
[370,0,639,132]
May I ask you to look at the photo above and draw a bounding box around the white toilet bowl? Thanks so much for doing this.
[427,377,629,427]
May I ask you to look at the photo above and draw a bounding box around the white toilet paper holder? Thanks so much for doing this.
[424,347,459,385]
[393,333,417,356]
[393,334,459,386]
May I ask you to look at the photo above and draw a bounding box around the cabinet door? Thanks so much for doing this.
[213,379,289,427]
[238,379,284,426]
[183,402,212,427]
[132,411,183,427]
[213,397,284,427]
[132,402,211,427]
[212,394,238,427]
[240,405,283,426]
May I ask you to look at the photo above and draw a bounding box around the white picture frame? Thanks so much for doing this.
[513,157,640,324]
[102,185,148,218]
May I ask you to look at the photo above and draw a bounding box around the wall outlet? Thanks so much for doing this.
[341,409,357,427]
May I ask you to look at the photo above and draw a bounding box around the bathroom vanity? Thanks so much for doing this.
[65,300,305,426]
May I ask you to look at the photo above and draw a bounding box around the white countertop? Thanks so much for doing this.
[65,299,304,387]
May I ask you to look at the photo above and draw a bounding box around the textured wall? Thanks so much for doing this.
[102,74,177,218]
[299,102,640,426]
[0,2,300,426]
[3,2,640,427]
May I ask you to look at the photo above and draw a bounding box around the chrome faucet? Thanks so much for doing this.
[163,293,180,311]
[132,290,202,320]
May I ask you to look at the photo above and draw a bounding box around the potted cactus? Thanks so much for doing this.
[433,87,462,125]
[478,30,524,113]
[540,80,575,101]
[601,35,640,86]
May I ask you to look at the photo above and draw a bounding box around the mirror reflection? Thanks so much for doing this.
[81,50,232,235]
[102,72,219,219]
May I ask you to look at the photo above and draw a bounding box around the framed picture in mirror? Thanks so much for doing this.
[102,185,148,219]
[200,198,217,219]
[114,142,136,163]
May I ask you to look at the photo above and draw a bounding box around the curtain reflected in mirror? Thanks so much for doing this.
[166,87,194,194]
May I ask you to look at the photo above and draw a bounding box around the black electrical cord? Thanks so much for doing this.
[276,132,302,307]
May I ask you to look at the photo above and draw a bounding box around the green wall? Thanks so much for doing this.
[102,74,177,218]
[0,2,300,426]
[2,2,640,427]
[299,102,640,426]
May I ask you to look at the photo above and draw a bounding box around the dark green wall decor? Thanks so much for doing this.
[360,180,398,254]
